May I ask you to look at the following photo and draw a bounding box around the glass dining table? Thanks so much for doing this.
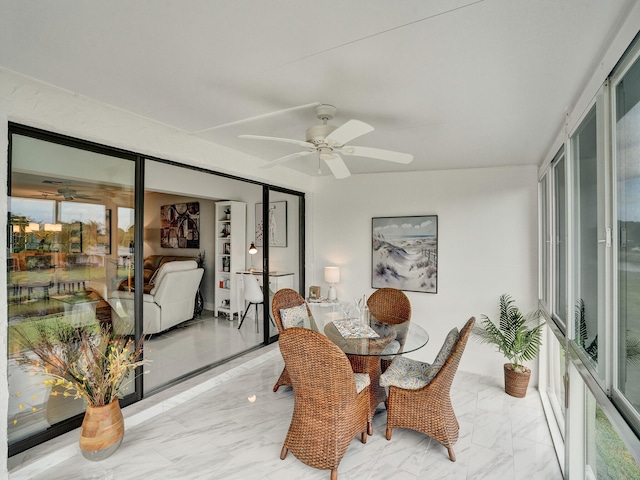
[323,315,429,425]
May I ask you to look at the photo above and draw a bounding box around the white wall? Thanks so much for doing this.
[310,165,539,383]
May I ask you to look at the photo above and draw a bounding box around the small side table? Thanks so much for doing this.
[307,299,340,331]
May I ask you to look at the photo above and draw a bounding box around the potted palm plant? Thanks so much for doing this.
[474,294,544,398]
[13,319,147,460]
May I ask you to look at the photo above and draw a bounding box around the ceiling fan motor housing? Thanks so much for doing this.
[305,124,337,146]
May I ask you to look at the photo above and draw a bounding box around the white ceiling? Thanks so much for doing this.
[1,0,636,177]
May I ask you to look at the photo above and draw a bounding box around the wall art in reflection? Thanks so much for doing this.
[160,202,200,249]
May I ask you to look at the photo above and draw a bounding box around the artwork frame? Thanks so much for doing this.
[160,202,200,249]
[372,215,438,293]
[255,201,287,247]
[308,285,321,300]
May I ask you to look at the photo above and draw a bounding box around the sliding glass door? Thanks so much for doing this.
[7,129,136,453]
[614,51,640,419]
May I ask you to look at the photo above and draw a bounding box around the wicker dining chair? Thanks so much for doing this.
[380,317,475,462]
[367,288,412,373]
[278,327,371,480]
[271,288,317,392]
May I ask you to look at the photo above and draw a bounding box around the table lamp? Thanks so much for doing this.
[324,266,340,301]
[248,242,258,272]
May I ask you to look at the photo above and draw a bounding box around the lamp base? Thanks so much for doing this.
[327,284,337,301]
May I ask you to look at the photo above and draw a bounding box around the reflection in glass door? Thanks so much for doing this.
[571,101,606,379]
[7,131,135,451]
[615,54,640,415]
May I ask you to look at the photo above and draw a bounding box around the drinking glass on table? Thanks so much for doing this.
[339,301,354,320]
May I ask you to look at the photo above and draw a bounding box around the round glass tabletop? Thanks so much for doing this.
[323,315,429,357]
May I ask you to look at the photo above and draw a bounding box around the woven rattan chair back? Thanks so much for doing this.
[272,288,313,333]
[279,327,370,480]
[271,288,314,392]
[368,288,412,373]
[367,288,411,324]
[385,316,475,463]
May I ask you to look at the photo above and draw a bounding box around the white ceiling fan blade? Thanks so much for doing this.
[323,154,351,179]
[341,146,413,164]
[325,119,374,146]
[239,134,314,149]
[259,150,315,169]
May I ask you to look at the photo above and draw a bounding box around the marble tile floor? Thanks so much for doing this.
[9,344,562,480]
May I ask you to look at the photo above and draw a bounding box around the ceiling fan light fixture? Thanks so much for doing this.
[318,147,334,162]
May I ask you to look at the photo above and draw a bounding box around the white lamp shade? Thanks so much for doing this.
[324,266,340,284]
[26,222,40,232]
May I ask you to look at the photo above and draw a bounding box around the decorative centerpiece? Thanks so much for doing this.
[14,320,147,460]
[473,294,544,398]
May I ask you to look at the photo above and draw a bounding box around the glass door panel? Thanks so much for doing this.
[584,388,640,478]
[142,160,264,393]
[571,102,606,378]
[615,54,640,414]
[8,133,135,447]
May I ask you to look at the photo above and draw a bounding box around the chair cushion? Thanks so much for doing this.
[380,357,439,390]
[434,327,460,365]
[353,373,371,394]
[280,304,311,329]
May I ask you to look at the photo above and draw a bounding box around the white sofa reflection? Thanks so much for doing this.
[109,260,204,335]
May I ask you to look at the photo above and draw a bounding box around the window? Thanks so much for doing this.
[553,148,568,332]
[614,52,640,418]
[571,102,607,380]
[540,172,551,311]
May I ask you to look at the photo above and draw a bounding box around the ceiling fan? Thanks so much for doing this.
[36,186,100,201]
[239,104,413,179]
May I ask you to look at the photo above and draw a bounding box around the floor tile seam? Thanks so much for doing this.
[511,430,556,448]
[9,348,279,479]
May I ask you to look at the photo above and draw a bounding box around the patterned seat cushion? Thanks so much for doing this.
[353,373,371,394]
[380,357,439,390]
[380,327,460,390]
[434,327,460,365]
[280,304,311,329]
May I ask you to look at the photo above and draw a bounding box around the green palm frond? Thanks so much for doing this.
[625,336,640,367]
[474,294,544,370]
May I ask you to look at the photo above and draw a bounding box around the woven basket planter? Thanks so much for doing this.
[503,363,531,398]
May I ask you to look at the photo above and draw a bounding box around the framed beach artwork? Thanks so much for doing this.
[255,201,287,247]
[371,215,438,293]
